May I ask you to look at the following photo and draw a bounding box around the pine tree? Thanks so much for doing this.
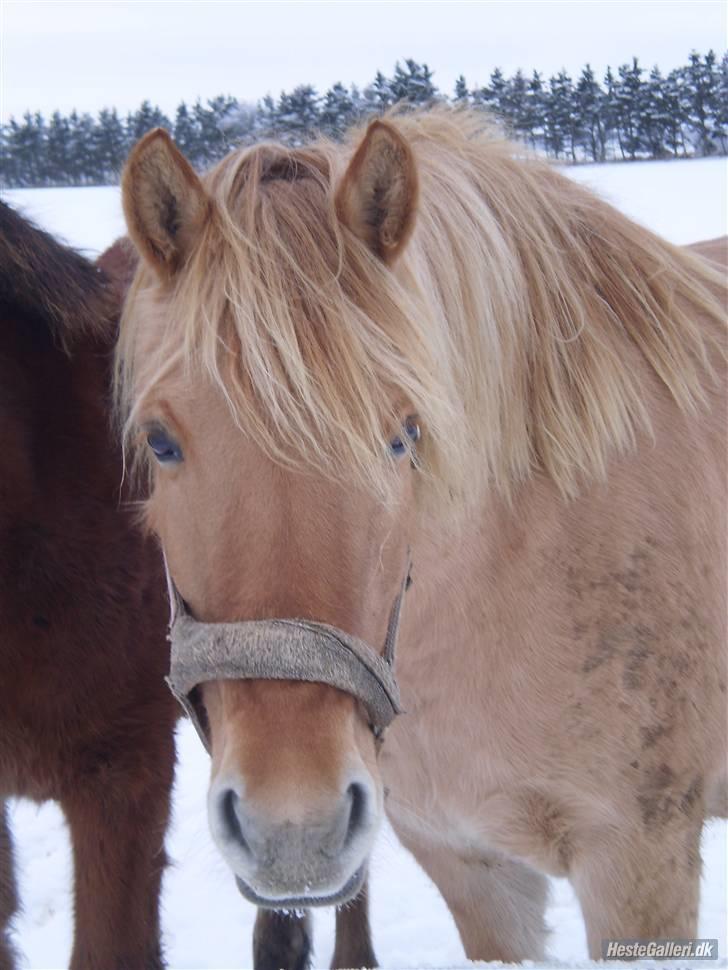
[0,123,15,187]
[349,84,368,120]
[63,111,81,182]
[663,68,688,157]
[390,60,437,105]
[3,119,22,185]
[502,70,530,142]
[474,67,507,115]
[682,50,719,155]
[320,82,358,138]
[192,99,214,163]
[544,72,576,160]
[69,112,98,183]
[3,120,20,186]
[255,94,278,140]
[224,102,260,148]
[129,101,171,142]
[173,102,200,162]
[46,110,72,184]
[576,64,605,161]
[601,67,620,160]
[194,95,238,163]
[94,108,127,181]
[714,52,728,154]
[454,75,470,104]
[615,58,645,159]
[641,67,671,159]
[275,85,320,145]
[10,112,47,186]
[526,71,546,150]
[368,71,396,112]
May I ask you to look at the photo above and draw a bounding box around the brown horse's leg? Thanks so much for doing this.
[253,910,313,970]
[331,880,377,969]
[251,881,376,970]
[63,742,174,970]
[0,804,18,970]
[394,829,548,962]
[573,820,704,959]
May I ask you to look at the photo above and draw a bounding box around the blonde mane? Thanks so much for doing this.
[117,107,725,509]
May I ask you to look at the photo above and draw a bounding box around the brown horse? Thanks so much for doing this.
[118,107,726,961]
[0,201,175,970]
[0,202,373,970]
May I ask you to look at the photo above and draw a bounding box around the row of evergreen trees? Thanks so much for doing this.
[2,52,726,187]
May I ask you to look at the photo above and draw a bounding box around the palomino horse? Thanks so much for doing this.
[118,108,726,962]
[0,204,368,970]
[103,233,376,970]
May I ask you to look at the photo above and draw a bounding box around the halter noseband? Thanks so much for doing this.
[163,553,410,752]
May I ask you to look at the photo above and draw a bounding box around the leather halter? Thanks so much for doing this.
[163,552,411,752]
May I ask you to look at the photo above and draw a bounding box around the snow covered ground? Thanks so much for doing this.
[2,156,727,970]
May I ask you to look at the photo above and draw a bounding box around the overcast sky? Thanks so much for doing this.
[1,0,726,122]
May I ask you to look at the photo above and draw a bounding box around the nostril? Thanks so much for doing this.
[221,788,250,854]
[344,782,368,849]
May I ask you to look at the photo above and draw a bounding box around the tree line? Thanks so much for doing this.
[1,51,725,188]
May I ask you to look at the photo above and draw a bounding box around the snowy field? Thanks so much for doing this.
[2,157,727,970]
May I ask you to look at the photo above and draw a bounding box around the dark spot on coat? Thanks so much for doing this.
[623,641,653,690]
[680,777,703,815]
[640,721,673,749]
[653,763,674,788]
[582,628,620,673]
[637,765,676,826]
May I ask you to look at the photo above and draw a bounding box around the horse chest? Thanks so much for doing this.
[381,717,578,878]
[380,634,565,869]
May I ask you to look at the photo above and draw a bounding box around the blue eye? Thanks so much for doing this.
[390,416,420,458]
[146,428,183,463]
[390,435,407,457]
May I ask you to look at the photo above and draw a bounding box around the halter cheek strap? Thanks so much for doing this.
[163,552,410,753]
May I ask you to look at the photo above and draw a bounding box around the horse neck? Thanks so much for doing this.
[5,317,120,509]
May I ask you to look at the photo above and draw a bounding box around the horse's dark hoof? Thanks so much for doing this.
[253,909,313,970]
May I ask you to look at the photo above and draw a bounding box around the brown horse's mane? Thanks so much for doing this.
[0,200,115,351]
[118,107,726,508]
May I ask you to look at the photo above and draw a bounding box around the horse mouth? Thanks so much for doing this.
[234,864,366,910]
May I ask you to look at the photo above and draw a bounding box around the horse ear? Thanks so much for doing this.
[335,120,418,264]
[122,128,209,280]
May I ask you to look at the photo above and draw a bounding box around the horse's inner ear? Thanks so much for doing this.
[122,128,209,280]
[335,120,418,264]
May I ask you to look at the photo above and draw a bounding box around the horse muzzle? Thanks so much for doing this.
[161,552,410,904]
[208,769,375,908]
